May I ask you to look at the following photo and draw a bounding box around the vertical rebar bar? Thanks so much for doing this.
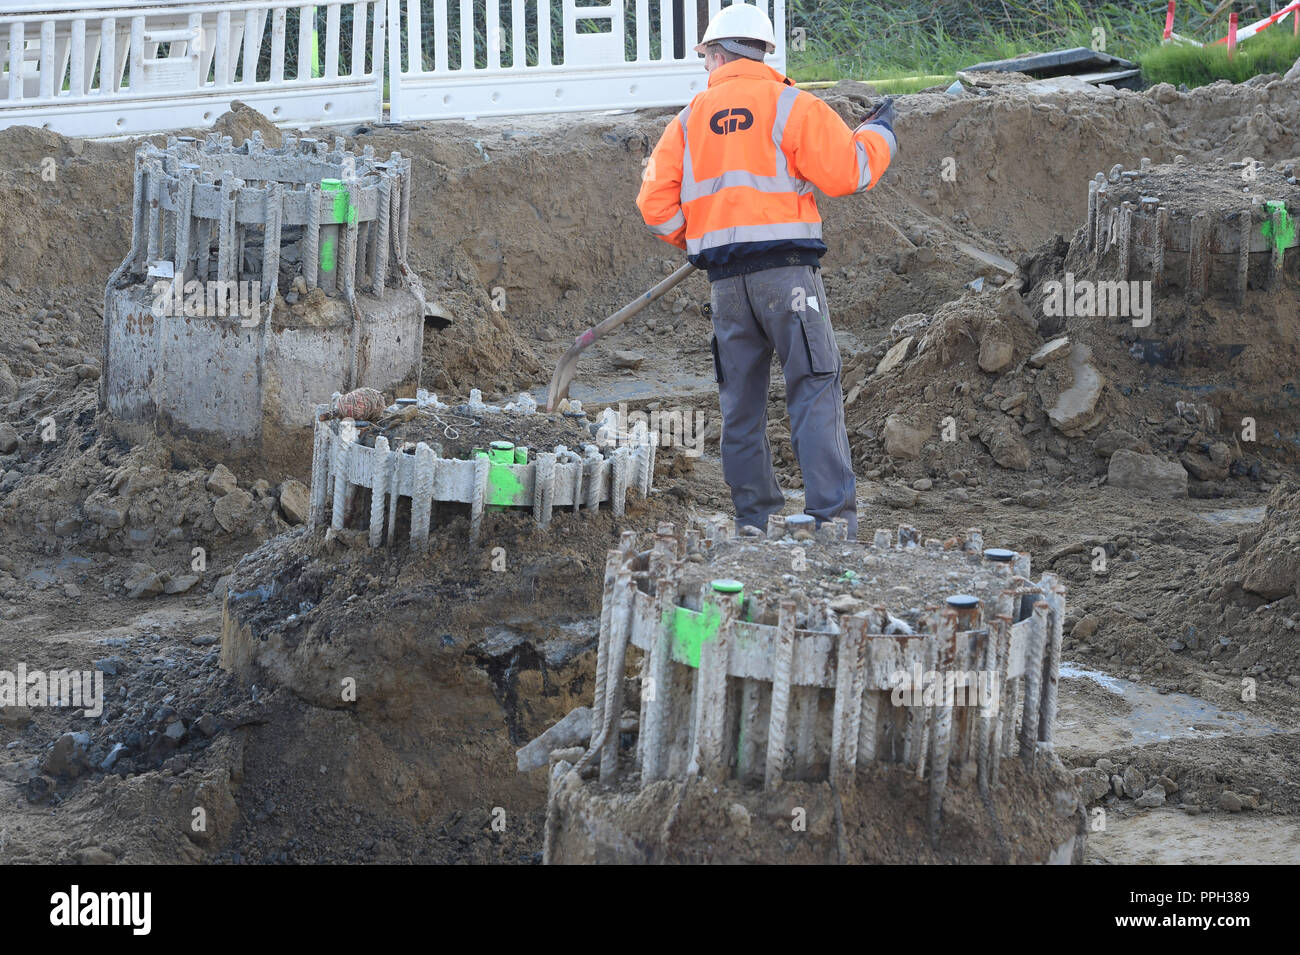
[410,442,436,549]
[1237,206,1252,305]
[330,419,356,530]
[599,571,634,783]
[1038,581,1066,747]
[369,436,389,546]
[534,451,556,526]
[765,599,796,789]
[640,561,678,785]
[927,610,958,844]
[469,452,490,541]
[1152,204,1167,289]
[831,615,866,791]
[690,585,735,783]
[304,182,321,289]
[1019,601,1049,768]
[592,548,621,741]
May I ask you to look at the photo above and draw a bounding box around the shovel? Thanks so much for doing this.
[544,262,698,411]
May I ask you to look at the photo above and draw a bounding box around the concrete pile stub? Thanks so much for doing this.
[527,518,1071,861]
[102,131,424,454]
[309,401,657,545]
[1087,160,1298,304]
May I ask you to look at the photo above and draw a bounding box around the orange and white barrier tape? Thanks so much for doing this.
[1213,1,1300,44]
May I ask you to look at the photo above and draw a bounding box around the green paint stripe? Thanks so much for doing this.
[1262,201,1295,256]
[670,604,721,669]
[487,461,525,506]
[668,593,746,668]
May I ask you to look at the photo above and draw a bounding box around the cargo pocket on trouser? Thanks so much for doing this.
[798,309,839,376]
[710,334,725,384]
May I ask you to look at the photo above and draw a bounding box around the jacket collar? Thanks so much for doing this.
[706,58,793,89]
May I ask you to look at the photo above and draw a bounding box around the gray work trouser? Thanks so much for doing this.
[708,265,856,537]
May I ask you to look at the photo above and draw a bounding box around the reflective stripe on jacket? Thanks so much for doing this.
[636,59,896,273]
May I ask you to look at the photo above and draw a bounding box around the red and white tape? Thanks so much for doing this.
[1212,1,1300,44]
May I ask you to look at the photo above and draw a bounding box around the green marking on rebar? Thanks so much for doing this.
[487,462,525,506]
[321,177,357,226]
[320,236,336,272]
[669,603,722,669]
[1262,201,1294,256]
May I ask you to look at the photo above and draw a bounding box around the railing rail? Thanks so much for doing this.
[1,1,387,137]
[1,1,786,136]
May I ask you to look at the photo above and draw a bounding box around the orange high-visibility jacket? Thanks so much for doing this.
[636,58,896,277]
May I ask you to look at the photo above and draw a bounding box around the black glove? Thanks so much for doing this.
[861,96,896,130]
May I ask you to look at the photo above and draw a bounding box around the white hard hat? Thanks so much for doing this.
[695,3,777,55]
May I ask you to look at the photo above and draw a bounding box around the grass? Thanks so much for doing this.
[1140,27,1300,85]
[785,0,1300,89]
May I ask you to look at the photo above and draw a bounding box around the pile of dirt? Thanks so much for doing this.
[372,402,599,459]
[0,371,301,614]
[1171,482,1300,683]
[1062,734,1300,819]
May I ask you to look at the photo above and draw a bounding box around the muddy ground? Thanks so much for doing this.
[2,71,1299,863]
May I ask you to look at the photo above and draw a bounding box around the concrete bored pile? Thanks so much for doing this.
[102,131,425,455]
[309,398,657,544]
[525,518,1085,863]
[1087,158,1297,304]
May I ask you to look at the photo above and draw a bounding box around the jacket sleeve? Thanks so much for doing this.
[784,92,897,197]
[636,113,688,250]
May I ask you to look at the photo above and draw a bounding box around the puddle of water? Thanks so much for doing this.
[1058,662,1282,748]
[1197,506,1265,525]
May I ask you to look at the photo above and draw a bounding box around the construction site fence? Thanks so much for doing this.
[1,0,786,138]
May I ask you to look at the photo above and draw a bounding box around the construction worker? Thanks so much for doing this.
[636,2,896,540]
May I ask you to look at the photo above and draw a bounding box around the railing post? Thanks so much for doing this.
[386,0,402,121]
[8,21,25,101]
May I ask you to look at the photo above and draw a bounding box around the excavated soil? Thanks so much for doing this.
[370,402,601,459]
[4,75,1300,863]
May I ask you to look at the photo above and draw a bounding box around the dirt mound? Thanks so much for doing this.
[1171,482,1300,684]
[212,101,283,147]
[0,367,298,611]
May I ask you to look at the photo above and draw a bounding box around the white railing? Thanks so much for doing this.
[387,0,785,122]
[1,1,785,136]
[0,1,387,137]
